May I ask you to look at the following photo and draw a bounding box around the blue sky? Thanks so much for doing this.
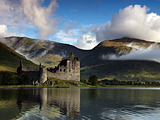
[1,0,160,49]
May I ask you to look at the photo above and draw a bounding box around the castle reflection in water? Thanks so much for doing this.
[11,88,80,120]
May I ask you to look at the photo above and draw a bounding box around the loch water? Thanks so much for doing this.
[1,87,160,120]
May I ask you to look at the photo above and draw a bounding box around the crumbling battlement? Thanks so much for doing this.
[17,60,47,84]
[17,52,80,84]
[47,52,80,81]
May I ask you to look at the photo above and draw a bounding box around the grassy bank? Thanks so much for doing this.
[1,72,160,88]
[1,84,160,88]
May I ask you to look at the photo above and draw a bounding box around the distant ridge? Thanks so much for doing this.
[110,37,155,43]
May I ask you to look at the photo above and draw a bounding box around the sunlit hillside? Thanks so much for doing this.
[0,41,37,72]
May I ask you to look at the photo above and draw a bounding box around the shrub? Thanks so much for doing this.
[0,72,19,85]
[88,75,98,85]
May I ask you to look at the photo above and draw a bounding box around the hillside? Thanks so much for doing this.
[2,37,159,67]
[81,60,160,81]
[80,37,160,80]
[0,41,37,72]
[1,36,160,81]
[78,37,160,67]
[2,36,88,67]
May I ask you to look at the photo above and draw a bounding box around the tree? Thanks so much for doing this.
[19,73,29,85]
[88,75,98,85]
[0,72,19,85]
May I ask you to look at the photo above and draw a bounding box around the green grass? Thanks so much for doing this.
[47,77,83,87]
[32,54,62,68]
[1,84,160,88]
[0,41,37,72]
[81,60,160,81]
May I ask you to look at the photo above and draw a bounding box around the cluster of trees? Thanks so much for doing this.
[140,81,160,85]
[2,72,160,86]
[0,72,31,85]
[81,75,160,86]
[88,75,98,85]
[99,79,133,85]
[99,79,160,85]
[81,75,98,85]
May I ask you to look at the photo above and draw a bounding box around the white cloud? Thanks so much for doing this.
[55,27,98,49]
[0,0,17,25]
[0,25,7,35]
[75,32,97,50]
[21,0,60,38]
[101,43,160,62]
[55,29,79,43]
[94,5,160,42]
[2,2,160,51]
[0,24,16,37]
[0,0,60,39]
[0,0,10,17]
[77,4,160,50]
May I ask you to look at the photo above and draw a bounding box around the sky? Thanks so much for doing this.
[1,0,160,50]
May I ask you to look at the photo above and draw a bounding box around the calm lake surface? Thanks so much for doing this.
[1,87,160,120]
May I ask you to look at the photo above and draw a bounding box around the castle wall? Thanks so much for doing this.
[21,71,39,80]
[17,52,80,83]
[39,68,47,84]
[47,60,80,81]
[17,62,47,84]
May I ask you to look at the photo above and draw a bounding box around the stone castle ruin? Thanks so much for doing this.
[17,52,80,84]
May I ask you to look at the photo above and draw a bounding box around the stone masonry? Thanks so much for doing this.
[47,52,80,81]
[17,52,80,84]
[17,60,47,84]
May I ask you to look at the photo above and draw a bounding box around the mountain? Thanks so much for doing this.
[0,41,37,72]
[1,36,160,81]
[2,36,88,67]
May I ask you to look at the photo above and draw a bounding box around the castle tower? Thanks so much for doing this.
[69,52,75,60]
[67,52,80,81]
[17,59,23,76]
[38,63,47,84]
[20,59,23,68]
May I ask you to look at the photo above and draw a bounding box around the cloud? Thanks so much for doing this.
[77,4,160,50]
[0,25,7,36]
[0,0,20,27]
[94,5,160,42]
[64,21,79,33]
[15,39,55,59]
[55,29,79,43]
[0,24,16,37]
[0,0,33,28]
[101,43,160,62]
[74,32,97,50]
[21,0,60,38]
[0,0,60,39]
[55,27,98,49]
[0,0,10,18]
